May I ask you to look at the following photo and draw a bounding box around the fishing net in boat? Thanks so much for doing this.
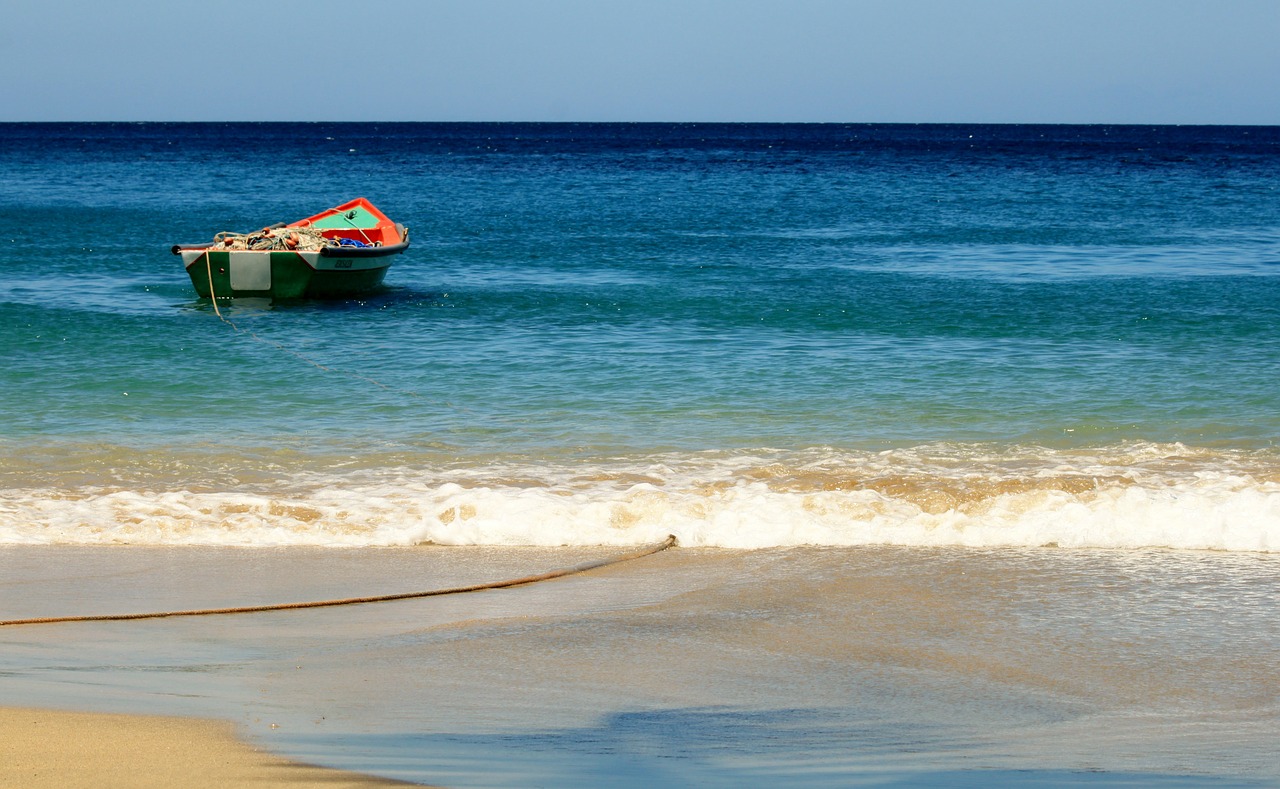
[213,226,346,252]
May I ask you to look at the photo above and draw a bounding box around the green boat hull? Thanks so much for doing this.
[180,249,394,300]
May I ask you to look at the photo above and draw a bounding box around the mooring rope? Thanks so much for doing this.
[203,250,224,319]
[200,250,420,398]
[0,536,677,627]
[335,208,377,247]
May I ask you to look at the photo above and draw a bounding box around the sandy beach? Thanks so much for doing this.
[0,706,423,788]
[2,544,1277,787]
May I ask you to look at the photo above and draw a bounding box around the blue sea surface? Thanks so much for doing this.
[4,123,1279,452]
[3,123,1280,549]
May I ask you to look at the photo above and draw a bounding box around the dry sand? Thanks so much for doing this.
[0,706,424,788]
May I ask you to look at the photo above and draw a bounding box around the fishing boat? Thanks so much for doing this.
[172,198,409,299]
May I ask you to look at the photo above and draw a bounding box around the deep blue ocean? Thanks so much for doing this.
[2,123,1279,549]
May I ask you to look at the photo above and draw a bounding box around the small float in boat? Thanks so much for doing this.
[172,198,409,299]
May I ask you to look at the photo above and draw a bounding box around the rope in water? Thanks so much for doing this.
[200,250,420,397]
[0,536,677,627]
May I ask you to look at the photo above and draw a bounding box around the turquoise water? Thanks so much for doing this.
[2,123,1280,548]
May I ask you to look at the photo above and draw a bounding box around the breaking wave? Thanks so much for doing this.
[2,443,1279,552]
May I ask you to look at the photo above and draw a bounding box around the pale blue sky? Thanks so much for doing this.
[3,0,1277,123]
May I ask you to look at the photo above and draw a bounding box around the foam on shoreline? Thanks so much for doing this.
[3,443,1278,551]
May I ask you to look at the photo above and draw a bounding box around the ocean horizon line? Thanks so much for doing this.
[4,119,1279,128]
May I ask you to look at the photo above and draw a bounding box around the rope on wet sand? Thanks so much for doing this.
[0,535,677,627]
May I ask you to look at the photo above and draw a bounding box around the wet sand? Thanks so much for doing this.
[1,544,1277,787]
[0,706,422,788]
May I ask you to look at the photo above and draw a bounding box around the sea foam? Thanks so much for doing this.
[2,444,1278,552]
